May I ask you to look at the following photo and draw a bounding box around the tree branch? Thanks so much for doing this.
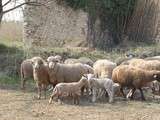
[2,0,12,7]
[2,1,48,15]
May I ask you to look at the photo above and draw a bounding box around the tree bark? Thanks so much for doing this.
[0,0,3,23]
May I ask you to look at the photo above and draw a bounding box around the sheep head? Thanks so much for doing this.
[31,57,44,70]
[47,56,60,63]
[48,61,57,70]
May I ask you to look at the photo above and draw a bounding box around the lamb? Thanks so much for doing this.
[112,65,160,100]
[20,59,33,90]
[93,59,117,79]
[31,57,50,99]
[86,74,114,103]
[49,76,88,104]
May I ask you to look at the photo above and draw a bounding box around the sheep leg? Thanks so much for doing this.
[43,84,47,99]
[127,88,136,100]
[120,87,126,98]
[73,95,79,105]
[106,88,114,103]
[76,96,80,105]
[21,78,26,90]
[139,88,146,101]
[92,88,97,102]
[81,87,84,96]
[37,83,42,99]
[49,92,57,104]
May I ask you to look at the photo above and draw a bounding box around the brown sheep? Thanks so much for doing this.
[20,59,33,90]
[125,58,160,94]
[31,57,50,99]
[112,65,160,100]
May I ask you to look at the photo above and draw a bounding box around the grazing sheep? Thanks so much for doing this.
[93,59,117,79]
[145,56,160,61]
[78,57,94,67]
[86,74,114,103]
[64,57,94,67]
[20,59,33,90]
[31,57,50,99]
[49,76,88,104]
[125,58,160,94]
[112,65,160,100]
[64,58,80,64]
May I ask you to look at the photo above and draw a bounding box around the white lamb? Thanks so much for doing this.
[86,74,114,103]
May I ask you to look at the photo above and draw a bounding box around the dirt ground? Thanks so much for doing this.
[0,87,160,120]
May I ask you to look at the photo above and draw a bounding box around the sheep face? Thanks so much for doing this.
[48,61,57,70]
[47,56,59,63]
[31,57,44,70]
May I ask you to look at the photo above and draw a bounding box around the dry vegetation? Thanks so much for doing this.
[0,21,160,120]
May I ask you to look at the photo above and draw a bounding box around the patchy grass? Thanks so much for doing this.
[0,75,20,85]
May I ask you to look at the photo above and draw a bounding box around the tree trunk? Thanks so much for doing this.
[0,0,2,23]
[87,14,114,51]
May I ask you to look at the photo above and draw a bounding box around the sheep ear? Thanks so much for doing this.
[82,74,88,78]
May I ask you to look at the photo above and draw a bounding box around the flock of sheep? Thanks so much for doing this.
[20,54,160,104]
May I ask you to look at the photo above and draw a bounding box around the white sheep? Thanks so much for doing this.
[31,57,50,99]
[47,55,62,63]
[86,74,114,103]
[64,57,94,67]
[49,76,88,104]
[93,59,117,79]
[20,59,33,90]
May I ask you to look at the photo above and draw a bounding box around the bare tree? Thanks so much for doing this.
[0,0,48,23]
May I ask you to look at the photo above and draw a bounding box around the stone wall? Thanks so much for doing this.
[23,0,88,49]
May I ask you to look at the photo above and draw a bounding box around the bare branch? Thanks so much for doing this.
[2,0,12,7]
[2,1,48,15]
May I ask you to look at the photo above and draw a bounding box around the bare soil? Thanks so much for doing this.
[0,87,160,120]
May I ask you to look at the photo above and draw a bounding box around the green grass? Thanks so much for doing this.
[0,75,20,85]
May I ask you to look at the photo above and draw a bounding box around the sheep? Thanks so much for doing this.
[78,57,94,67]
[49,76,88,105]
[48,61,93,85]
[86,74,114,103]
[47,55,63,63]
[145,56,160,61]
[112,65,160,100]
[20,59,33,90]
[31,57,50,99]
[93,59,117,79]
[125,58,160,94]
[47,61,93,96]
[64,57,94,67]
[64,58,80,64]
